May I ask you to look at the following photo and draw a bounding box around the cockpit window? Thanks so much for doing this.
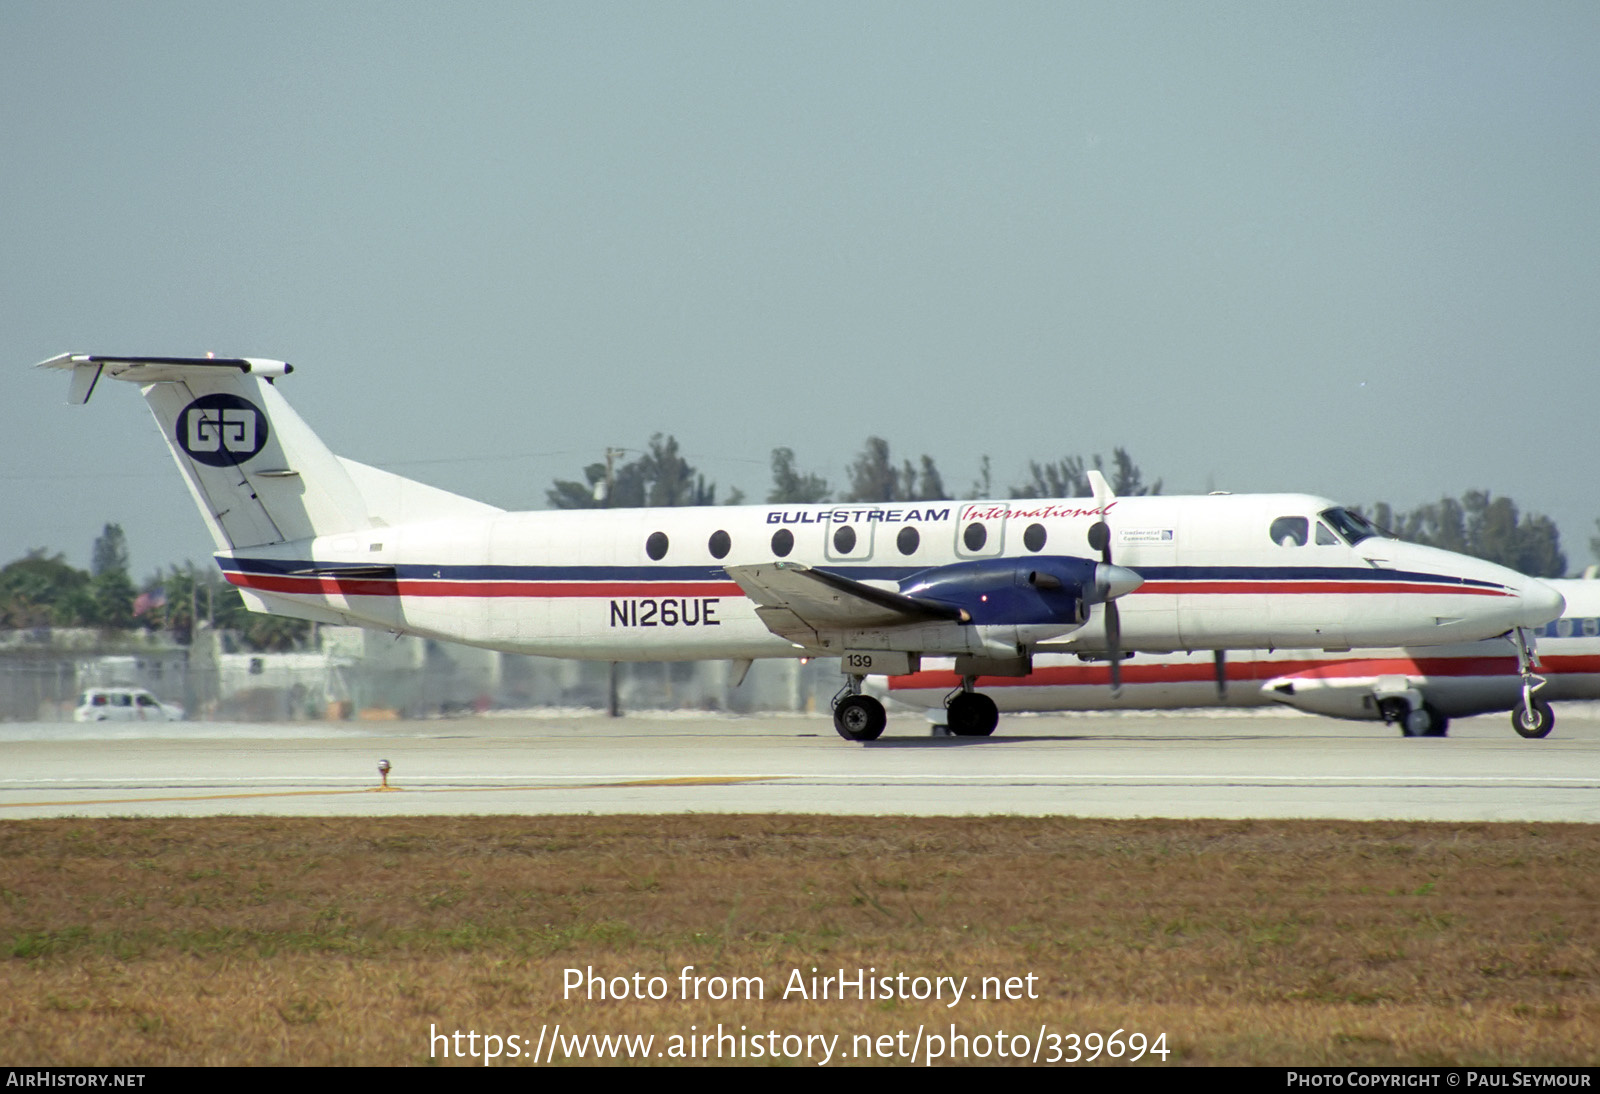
[1315,522,1338,546]
[1319,507,1382,546]
[1270,516,1308,547]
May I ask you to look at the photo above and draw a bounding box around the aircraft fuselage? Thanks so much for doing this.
[220,493,1553,662]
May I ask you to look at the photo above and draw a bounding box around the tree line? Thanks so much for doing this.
[550,436,1162,508]
[1361,495,1567,581]
[0,524,309,651]
[549,434,1570,578]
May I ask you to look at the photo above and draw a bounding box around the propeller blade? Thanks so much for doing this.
[1214,650,1227,700]
[1087,520,1111,564]
[1106,600,1122,697]
[1084,477,1124,696]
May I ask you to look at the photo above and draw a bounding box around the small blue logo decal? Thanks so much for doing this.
[176,393,268,467]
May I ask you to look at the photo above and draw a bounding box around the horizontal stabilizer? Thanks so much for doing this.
[38,354,291,403]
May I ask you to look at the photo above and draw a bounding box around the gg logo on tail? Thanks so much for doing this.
[176,393,268,466]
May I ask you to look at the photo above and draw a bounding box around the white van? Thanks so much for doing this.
[74,687,186,722]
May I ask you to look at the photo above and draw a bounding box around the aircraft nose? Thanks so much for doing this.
[1094,563,1144,601]
[1516,578,1565,629]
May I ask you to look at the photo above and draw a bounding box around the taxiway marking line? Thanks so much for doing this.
[3,773,1597,787]
[0,775,780,809]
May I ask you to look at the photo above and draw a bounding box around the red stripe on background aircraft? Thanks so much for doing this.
[888,580,1600,739]
[40,354,1565,741]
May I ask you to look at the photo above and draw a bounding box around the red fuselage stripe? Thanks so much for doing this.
[227,574,742,598]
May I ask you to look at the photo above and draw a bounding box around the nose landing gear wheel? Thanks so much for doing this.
[946,691,999,737]
[833,694,887,741]
[1511,699,1554,739]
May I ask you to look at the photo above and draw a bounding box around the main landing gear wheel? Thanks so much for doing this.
[833,694,887,742]
[946,691,999,737]
[1401,704,1449,738]
[1511,699,1555,739]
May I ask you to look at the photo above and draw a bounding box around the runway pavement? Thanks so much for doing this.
[2,707,1598,822]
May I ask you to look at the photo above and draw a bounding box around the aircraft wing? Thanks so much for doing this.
[724,561,966,644]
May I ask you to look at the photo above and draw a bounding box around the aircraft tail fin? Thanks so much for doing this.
[38,354,500,551]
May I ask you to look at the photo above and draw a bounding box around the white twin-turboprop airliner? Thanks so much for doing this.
[40,354,1565,742]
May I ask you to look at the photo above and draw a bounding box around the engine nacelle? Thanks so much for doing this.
[898,555,1122,627]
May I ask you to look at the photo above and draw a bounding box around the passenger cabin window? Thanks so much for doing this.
[826,519,874,561]
[1270,516,1308,547]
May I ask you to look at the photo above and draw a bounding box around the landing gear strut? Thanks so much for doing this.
[1510,628,1553,739]
[944,677,999,737]
[831,676,886,742]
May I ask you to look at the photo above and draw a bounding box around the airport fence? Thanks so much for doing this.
[0,627,844,721]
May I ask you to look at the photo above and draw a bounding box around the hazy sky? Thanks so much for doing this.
[5,2,1598,579]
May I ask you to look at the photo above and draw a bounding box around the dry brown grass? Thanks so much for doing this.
[1,816,1596,1066]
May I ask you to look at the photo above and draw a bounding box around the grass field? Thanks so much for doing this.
[1,815,1596,1066]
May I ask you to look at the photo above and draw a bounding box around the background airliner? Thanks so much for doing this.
[41,354,1565,741]
[888,579,1600,739]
